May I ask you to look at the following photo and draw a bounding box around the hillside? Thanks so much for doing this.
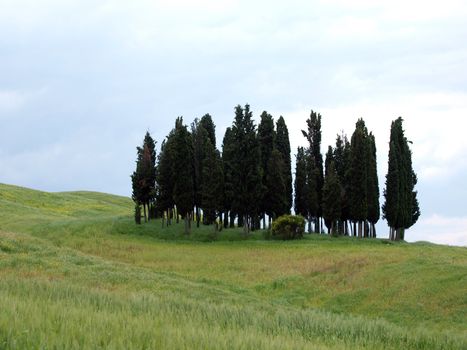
[0,183,466,349]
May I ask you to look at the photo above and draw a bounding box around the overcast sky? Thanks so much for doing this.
[1,0,466,246]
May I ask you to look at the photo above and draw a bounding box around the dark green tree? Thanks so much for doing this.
[276,116,293,214]
[294,147,308,219]
[323,146,335,233]
[131,132,157,223]
[191,119,209,227]
[231,104,262,234]
[134,204,142,225]
[201,138,224,230]
[172,117,195,235]
[221,127,235,228]
[258,111,275,227]
[349,119,369,238]
[305,154,319,233]
[383,117,420,241]
[366,133,380,238]
[200,113,216,147]
[156,133,175,226]
[302,110,324,233]
[264,149,287,223]
[323,161,341,236]
[333,133,351,235]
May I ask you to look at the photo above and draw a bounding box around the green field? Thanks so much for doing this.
[0,183,465,349]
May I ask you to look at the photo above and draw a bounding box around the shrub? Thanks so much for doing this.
[271,215,305,240]
[134,204,142,224]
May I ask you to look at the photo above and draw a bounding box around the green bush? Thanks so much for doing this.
[271,215,305,240]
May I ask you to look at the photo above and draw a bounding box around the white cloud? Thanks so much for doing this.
[408,214,467,246]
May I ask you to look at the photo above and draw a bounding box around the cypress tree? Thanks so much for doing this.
[323,161,341,236]
[264,149,287,222]
[323,146,335,233]
[201,138,224,230]
[276,116,292,214]
[131,132,157,223]
[294,147,308,219]
[231,104,262,234]
[172,117,195,235]
[191,119,209,227]
[200,113,216,148]
[305,154,319,233]
[301,110,324,233]
[349,119,369,238]
[258,111,275,227]
[333,133,351,235]
[222,127,235,228]
[383,117,420,240]
[366,133,380,238]
[156,133,175,226]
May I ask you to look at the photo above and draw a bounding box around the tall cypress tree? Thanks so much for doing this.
[156,133,175,226]
[366,133,380,238]
[172,117,195,235]
[302,110,324,233]
[131,132,157,223]
[349,119,369,238]
[191,119,209,227]
[201,138,224,229]
[294,147,308,219]
[258,111,275,227]
[222,127,235,228]
[231,104,262,234]
[323,146,335,232]
[276,116,292,214]
[383,117,420,240]
[333,133,351,235]
[305,154,319,233]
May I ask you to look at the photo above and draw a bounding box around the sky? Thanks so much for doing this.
[1,0,466,246]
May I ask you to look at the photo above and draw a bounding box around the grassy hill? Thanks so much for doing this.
[0,183,466,349]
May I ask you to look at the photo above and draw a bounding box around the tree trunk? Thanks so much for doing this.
[143,204,147,223]
[196,207,200,228]
[162,212,165,228]
[307,216,312,233]
[224,212,229,228]
[372,223,376,238]
[243,215,249,235]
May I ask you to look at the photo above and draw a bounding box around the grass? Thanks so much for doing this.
[0,183,466,349]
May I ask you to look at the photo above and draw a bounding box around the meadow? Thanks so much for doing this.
[0,183,466,349]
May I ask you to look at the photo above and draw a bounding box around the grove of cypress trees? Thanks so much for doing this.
[383,117,420,240]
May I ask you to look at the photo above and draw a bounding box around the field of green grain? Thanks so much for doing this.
[0,183,465,349]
